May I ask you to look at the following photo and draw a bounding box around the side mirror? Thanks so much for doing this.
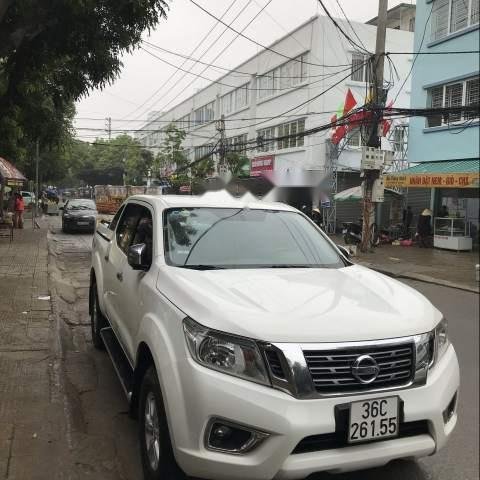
[337,245,350,259]
[128,243,150,271]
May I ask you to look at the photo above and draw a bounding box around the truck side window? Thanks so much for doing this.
[116,204,141,254]
[132,207,153,266]
[109,205,125,231]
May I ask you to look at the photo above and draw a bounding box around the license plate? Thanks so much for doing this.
[348,397,399,444]
[77,221,89,226]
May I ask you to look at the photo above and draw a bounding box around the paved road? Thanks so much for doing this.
[48,219,479,480]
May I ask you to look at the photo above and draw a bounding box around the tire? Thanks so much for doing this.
[139,367,186,480]
[90,282,107,349]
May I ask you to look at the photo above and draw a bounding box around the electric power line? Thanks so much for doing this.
[140,45,353,93]
[333,0,369,52]
[118,0,239,123]
[130,0,260,126]
[188,0,364,68]
[316,0,371,54]
[141,40,352,77]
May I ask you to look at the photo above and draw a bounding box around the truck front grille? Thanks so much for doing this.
[303,343,415,394]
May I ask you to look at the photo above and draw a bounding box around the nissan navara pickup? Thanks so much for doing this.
[90,193,459,480]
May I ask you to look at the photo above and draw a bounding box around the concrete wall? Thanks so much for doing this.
[408,0,480,163]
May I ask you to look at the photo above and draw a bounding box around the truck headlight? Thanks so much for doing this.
[183,318,270,386]
[435,317,449,361]
[430,318,449,368]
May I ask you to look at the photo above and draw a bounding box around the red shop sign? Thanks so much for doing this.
[250,155,274,177]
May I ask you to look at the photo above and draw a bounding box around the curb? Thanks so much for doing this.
[359,262,480,294]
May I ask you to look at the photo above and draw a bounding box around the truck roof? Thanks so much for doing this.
[127,192,297,212]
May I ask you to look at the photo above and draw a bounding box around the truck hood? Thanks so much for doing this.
[157,264,441,343]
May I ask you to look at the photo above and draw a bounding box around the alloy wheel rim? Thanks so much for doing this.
[144,391,161,471]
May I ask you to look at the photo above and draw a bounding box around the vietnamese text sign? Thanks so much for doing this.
[384,172,480,189]
[251,155,274,177]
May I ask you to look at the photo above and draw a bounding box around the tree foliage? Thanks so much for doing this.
[225,152,250,177]
[154,123,188,175]
[38,135,154,187]
[0,0,168,165]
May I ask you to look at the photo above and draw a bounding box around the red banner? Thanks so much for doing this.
[251,155,274,177]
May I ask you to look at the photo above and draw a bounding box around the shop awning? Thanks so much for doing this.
[384,159,480,189]
[0,157,27,186]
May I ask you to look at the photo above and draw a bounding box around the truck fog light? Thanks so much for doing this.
[206,419,269,454]
[442,392,457,424]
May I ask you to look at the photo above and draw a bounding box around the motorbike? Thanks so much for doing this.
[342,221,380,247]
[342,222,362,245]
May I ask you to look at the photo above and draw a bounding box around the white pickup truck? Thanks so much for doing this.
[90,193,459,480]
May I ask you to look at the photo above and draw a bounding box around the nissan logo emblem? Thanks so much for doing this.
[351,355,380,384]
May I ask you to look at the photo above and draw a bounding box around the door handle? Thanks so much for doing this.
[116,272,123,282]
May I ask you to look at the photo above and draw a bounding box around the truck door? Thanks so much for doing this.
[104,203,142,360]
[113,205,154,358]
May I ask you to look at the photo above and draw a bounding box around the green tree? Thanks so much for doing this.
[125,147,154,185]
[191,157,215,179]
[154,123,188,175]
[225,152,250,177]
[0,0,168,163]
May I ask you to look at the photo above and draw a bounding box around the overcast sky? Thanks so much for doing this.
[75,0,413,140]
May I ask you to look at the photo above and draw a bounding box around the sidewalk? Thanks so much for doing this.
[0,221,70,478]
[332,235,479,293]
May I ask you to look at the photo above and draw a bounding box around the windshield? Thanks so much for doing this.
[164,208,346,269]
[66,199,96,211]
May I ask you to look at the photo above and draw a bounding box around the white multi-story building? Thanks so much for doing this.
[138,8,415,181]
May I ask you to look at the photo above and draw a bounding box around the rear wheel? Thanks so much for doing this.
[139,367,186,480]
[90,282,107,349]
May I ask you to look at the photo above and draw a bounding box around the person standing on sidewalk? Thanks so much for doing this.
[14,192,25,229]
[417,208,432,248]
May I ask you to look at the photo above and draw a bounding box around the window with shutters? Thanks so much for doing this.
[257,127,276,152]
[426,76,479,127]
[431,0,479,41]
[471,0,480,25]
[226,134,248,154]
[257,119,305,152]
[257,53,308,100]
[350,53,372,83]
[221,84,250,116]
[194,144,214,161]
[466,77,480,119]
[194,101,215,126]
[444,83,464,122]
[277,119,305,150]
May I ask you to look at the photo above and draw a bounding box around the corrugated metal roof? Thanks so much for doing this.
[0,157,26,181]
[397,159,480,175]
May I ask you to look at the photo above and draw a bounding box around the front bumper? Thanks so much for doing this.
[168,345,459,480]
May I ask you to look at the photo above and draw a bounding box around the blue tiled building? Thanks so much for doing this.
[406,0,479,244]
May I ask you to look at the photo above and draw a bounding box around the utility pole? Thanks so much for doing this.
[105,117,112,140]
[216,115,226,175]
[360,0,388,252]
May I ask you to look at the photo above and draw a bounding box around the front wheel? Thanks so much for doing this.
[139,367,186,480]
[90,282,107,349]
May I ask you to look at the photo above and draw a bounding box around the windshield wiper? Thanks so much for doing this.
[181,265,227,270]
[262,264,315,268]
